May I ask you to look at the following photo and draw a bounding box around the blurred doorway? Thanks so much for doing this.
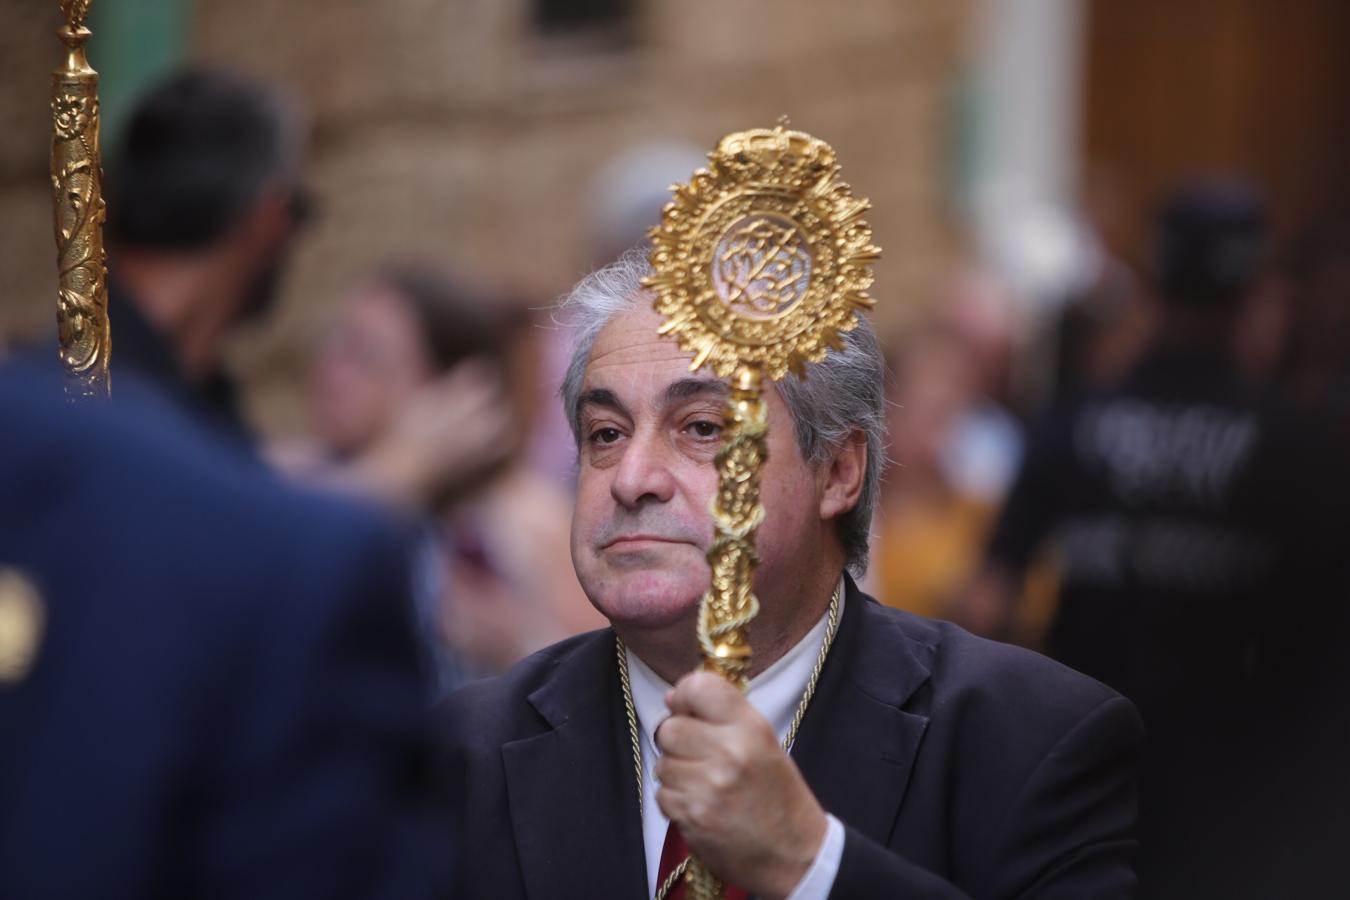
[1083,0,1350,265]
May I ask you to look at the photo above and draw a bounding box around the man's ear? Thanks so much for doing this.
[237,187,293,254]
[818,429,867,522]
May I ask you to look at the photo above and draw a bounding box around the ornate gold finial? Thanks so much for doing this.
[643,126,879,900]
[59,0,94,30]
[52,0,110,399]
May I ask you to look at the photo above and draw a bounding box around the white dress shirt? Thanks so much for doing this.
[626,583,847,899]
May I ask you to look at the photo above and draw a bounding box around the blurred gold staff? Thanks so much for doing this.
[51,0,110,398]
[642,122,880,900]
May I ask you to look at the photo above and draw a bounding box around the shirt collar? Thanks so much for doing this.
[108,280,258,459]
[626,576,845,755]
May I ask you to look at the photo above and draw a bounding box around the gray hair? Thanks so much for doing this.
[557,247,887,575]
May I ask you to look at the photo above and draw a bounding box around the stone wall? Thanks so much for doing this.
[0,2,70,345]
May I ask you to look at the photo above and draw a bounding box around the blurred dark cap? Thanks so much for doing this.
[1153,177,1268,309]
[106,67,308,251]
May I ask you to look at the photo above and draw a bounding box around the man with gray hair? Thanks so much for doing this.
[442,251,1142,898]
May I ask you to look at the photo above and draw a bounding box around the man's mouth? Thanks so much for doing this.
[601,534,686,551]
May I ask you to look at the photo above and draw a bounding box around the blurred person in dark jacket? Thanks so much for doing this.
[0,361,451,900]
[955,178,1350,897]
[955,178,1276,669]
[101,67,311,459]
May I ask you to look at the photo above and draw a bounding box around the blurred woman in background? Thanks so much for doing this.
[289,265,602,694]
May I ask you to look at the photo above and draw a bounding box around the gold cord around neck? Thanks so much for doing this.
[615,582,843,900]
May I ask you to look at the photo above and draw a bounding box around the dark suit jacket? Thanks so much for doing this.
[0,365,449,900]
[441,577,1142,898]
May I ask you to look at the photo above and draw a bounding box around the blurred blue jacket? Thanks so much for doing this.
[0,361,452,900]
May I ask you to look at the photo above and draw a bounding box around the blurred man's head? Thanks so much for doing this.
[1153,178,1269,311]
[558,251,884,674]
[106,68,309,375]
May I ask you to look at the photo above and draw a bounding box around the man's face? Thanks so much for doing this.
[570,304,825,632]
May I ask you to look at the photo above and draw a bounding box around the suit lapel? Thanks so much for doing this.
[502,632,648,899]
[791,577,932,846]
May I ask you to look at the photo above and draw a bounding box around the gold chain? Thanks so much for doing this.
[616,582,842,900]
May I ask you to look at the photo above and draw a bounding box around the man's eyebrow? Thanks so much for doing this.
[577,387,631,420]
[663,377,728,405]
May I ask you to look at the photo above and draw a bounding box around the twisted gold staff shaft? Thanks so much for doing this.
[52,0,110,398]
[685,364,768,899]
[697,364,767,685]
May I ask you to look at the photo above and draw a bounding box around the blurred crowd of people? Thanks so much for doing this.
[95,68,603,696]
[1,68,603,897]
[284,263,602,689]
[4,63,1350,898]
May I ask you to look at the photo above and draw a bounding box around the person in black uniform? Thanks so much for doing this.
[101,67,311,460]
[0,362,451,900]
[973,180,1275,696]
[958,179,1350,897]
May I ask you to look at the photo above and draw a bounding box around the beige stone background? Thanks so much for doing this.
[0,1,971,436]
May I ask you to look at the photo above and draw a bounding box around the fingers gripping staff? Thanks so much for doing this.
[638,122,880,900]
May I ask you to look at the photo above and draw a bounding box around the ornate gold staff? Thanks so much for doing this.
[51,0,110,398]
[643,123,879,899]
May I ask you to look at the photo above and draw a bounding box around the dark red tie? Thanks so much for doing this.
[655,823,748,900]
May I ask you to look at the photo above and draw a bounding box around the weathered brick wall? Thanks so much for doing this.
[0,2,70,345]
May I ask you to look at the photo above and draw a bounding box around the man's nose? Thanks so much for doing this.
[610,427,677,510]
